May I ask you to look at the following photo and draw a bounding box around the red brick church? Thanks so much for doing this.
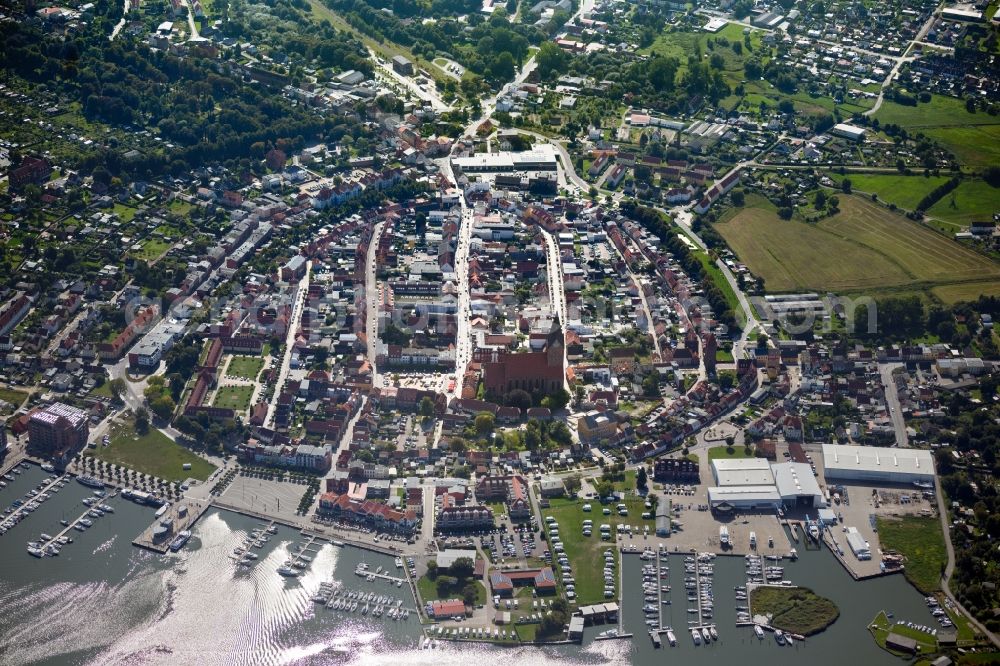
[476,319,565,399]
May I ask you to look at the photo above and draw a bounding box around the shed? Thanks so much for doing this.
[885,632,917,654]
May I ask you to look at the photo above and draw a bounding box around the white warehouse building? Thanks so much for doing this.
[711,458,774,486]
[822,444,935,484]
[707,458,825,511]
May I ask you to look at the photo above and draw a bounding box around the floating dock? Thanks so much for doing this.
[38,481,113,551]
[356,562,407,585]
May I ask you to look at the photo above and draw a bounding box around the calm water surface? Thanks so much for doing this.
[0,465,935,665]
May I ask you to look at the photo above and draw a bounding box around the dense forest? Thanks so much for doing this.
[0,4,367,179]
[323,0,546,85]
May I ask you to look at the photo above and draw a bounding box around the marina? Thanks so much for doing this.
[312,583,417,620]
[0,464,978,665]
[355,560,408,586]
[31,486,119,557]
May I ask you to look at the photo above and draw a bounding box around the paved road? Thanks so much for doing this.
[182,0,202,40]
[539,228,570,393]
[934,472,1000,648]
[879,362,909,447]
[864,4,941,116]
[265,264,311,426]
[365,222,385,387]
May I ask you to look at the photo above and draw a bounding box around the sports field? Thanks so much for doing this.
[713,195,1000,294]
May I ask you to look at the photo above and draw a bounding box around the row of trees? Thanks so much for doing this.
[624,201,737,330]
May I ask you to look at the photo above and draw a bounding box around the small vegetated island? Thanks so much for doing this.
[750,586,840,636]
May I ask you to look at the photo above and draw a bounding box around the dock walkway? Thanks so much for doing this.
[355,563,407,585]
[39,484,116,551]
[9,472,68,527]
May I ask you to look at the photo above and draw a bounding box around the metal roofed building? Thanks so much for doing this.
[771,461,825,508]
[451,145,559,174]
[822,444,935,484]
[831,123,867,141]
[711,458,775,486]
[707,485,782,510]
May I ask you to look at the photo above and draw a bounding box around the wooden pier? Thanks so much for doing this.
[38,483,115,552]
[656,549,666,630]
[287,533,319,570]
[355,562,407,585]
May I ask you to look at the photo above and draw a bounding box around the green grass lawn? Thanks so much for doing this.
[750,586,840,636]
[131,238,172,262]
[93,423,216,482]
[876,515,947,594]
[715,348,735,362]
[541,496,656,606]
[112,202,138,222]
[925,179,1000,227]
[708,444,755,460]
[212,385,253,411]
[167,199,193,216]
[611,469,639,494]
[874,95,1000,166]
[923,124,1000,167]
[874,94,994,128]
[225,355,265,380]
[831,173,950,212]
[417,573,487,605]
[0,387,29,409]
[870,610,938,655]
[89,382,115,399]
